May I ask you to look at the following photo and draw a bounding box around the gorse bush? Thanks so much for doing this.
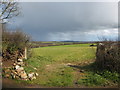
[2,28,30,61]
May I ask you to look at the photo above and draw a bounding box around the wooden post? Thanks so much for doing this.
[25,47,27,59]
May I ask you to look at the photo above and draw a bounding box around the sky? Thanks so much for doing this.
[7,2,118,41]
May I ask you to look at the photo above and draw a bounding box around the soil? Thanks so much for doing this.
[2,60,14,68]
[2,78,47,88]
[2,78,118,88]
[2,78,24,88]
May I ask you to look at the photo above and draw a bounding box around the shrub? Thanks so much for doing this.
[95,41,120,72]
[2,29,30,61]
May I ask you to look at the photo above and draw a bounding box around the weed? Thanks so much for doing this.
[77,72,108,86]
[96,70,119,83]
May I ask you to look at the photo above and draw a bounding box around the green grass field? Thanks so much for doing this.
[22,44,118,87]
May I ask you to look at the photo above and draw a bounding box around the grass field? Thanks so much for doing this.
[21,44,118,87]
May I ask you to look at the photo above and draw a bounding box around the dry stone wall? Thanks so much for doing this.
[3,58,38,80]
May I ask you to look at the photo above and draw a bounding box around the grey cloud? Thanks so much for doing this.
[8,2,118,41]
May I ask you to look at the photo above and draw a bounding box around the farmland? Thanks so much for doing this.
[18,43,118,88]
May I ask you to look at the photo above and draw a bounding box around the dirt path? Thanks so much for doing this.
[2,61,118,88]
[65,63,87,88]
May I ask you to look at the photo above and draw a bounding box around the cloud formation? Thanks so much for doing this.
[8,2,118,41]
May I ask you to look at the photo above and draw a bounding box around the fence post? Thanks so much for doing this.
[25,47,27,59]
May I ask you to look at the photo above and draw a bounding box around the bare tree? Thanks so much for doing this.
[0,0,20,56]
[0,0,20,44]
[0,0,20,23]
[0,0,29,60]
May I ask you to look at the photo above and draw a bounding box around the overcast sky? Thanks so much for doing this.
[7,2,118,41]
